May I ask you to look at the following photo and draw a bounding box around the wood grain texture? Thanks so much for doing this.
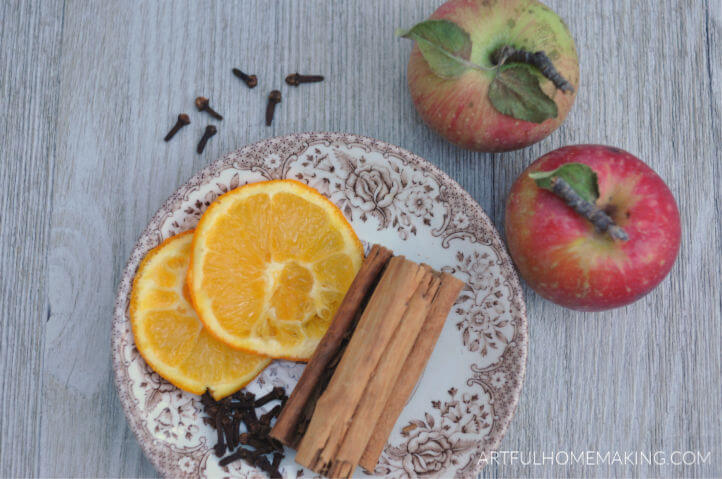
[0,0,64,477]
[0,0,719,477]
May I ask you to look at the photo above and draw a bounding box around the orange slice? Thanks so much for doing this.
[187,179,363,360]
[130,231,271,400]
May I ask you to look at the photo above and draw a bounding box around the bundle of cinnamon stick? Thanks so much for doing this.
[270,244,464,478]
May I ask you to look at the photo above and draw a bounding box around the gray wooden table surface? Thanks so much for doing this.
[1,0,720,477]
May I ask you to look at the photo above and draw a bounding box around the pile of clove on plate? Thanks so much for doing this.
[200,386,289,477]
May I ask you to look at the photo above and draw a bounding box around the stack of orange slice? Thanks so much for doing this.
[130,180,363,399]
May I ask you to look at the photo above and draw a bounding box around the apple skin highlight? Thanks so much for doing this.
[505,145,681,311]
[407,0,580,152]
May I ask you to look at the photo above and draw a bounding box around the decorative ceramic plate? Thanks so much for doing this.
[112,132,527,478]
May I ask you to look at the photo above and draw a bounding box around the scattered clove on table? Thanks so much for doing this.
[232,68,258,88]
[265,90,282,126]
[163,113,190,142]
[165,67,327,150]
[196,125,217,154]
[195,96,224,120]
[285,73,324,86]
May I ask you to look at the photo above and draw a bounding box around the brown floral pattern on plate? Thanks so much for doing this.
[112,132,527,478]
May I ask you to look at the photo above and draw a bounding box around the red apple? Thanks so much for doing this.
[505,145,681,311]
[403,0,580,152]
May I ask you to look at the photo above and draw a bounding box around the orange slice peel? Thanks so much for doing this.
[187,180,364,360]
[130,231,271,400]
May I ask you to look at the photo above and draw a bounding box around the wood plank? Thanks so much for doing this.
[41,0,161,475]
[0,0,64,477]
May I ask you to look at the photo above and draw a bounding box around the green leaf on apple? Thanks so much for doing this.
[529,163,599,203]
[396,20,473,78]
[488,65,558,123]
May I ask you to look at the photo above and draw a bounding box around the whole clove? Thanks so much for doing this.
[229,390,256,408]
[218,448,255,467]
[195,96,224,120]
[196,125,217,154]
[214,412,226,457]
[163,113,190,142]
[255,387,287,407]
[259,405,283,427]
[265,90,282,126]
[255,455,274,474]
[270,454,283,479]
[229,412,242,449]
[221,415,236,450]
[238,433,276,454]
[241,407,259,433]
[235,390,256,402]
[232,68,258,88]
[201,387,289,473]
[285,73,324,86]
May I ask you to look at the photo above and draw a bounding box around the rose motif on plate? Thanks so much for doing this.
[376,388,491,477]
[112,133,526,478]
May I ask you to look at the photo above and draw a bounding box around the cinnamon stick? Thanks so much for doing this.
[327,272,442,478]
[358,272,464,472]
[294,257,429,474]
[270,244,392,447]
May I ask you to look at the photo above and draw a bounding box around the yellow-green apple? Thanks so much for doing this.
[505,145,681,311]
[400,0,579,152]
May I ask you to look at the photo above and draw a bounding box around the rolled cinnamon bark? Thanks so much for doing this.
[274,249,465,478]
[359,272,465,472]
[270,244,392,447]
[328,272,442,478]
[294,257,429,475]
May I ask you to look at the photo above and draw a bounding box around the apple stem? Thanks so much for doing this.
[551,177,629,241]
[492,46,574,93]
